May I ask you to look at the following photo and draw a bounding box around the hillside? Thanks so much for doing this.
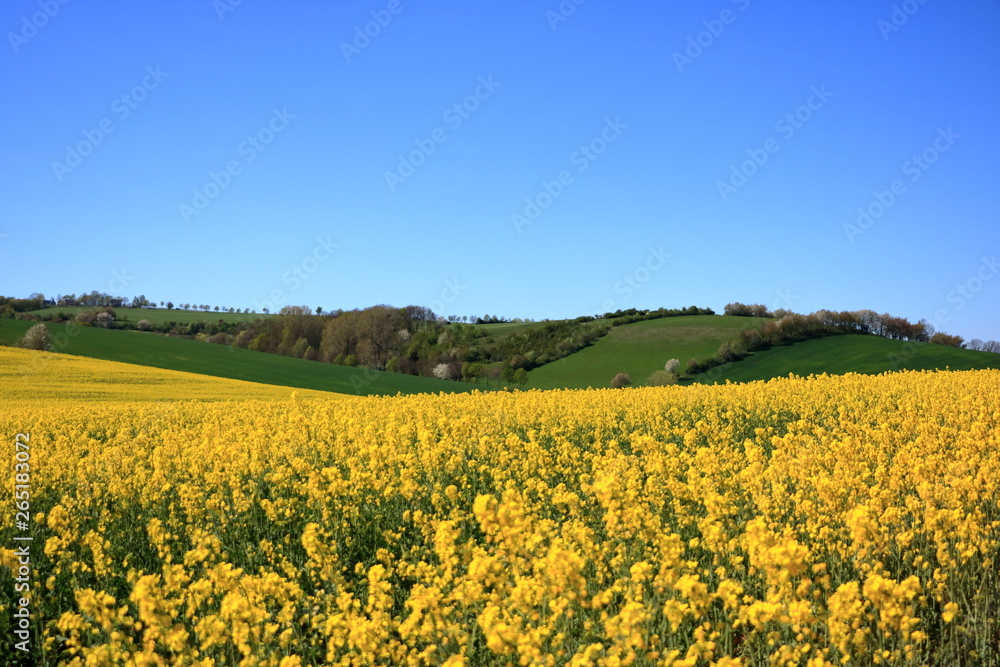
[526,315,771,389]
[0,319,477,396]
[27,306,267,325]
[1,346,340,403]
[692,334,1000,383]
[6,314,998,395]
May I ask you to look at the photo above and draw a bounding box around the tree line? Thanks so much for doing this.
[686,306,998,376]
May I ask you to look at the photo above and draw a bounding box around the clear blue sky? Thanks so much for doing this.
[3,0,998,340]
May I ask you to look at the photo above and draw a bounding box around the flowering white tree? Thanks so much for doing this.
[20,323,52,351]
[665,358,680,373]
[432,363,452,380]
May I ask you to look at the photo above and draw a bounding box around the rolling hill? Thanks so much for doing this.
[525,315,771,389]
[1,345,340,403]
[5,313,998,396]
[691,334,1000,383]
[27,306,268,325]
[0,319,476,396]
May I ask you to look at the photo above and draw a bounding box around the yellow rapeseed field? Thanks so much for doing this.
[1,346,997,666]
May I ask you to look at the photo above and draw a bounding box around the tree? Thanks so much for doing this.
[983,340,1000,354]
[166,301,174,309]
[611,372,632,388]
[433,363,453,380]
[665,358,680,373]
[355,305,404,370]
[512,368,528,387]
[461,362,484,383]
[967,339,985,351]
[320,311,359,361]
[509,354,529,370]
[316,306,323,315]
[20,323,52,351]
[214,306,220,312]
[930,332,964,348]
[716,341,737,362]
[646,370,677,386]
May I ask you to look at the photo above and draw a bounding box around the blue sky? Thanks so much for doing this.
[3,0,998,340]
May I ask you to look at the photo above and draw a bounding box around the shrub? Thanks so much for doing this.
[716,341,735,362]
[136,319,152,331]
[206,332,235,345]
[96,312,114,328]
[646,370,677,387]
[20,323,53,351]
[930,332,964,348]
[686,358,701,375]
[611,372,632,388]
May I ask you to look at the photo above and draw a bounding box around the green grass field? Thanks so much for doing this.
[472,319,597,337]
[526,315,771,389]
[694,334,1000,383]
[7,315,997,396]
[0,320,476,396]
[27,306,270,325]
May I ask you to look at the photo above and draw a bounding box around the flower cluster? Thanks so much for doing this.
[0,347,997,665]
